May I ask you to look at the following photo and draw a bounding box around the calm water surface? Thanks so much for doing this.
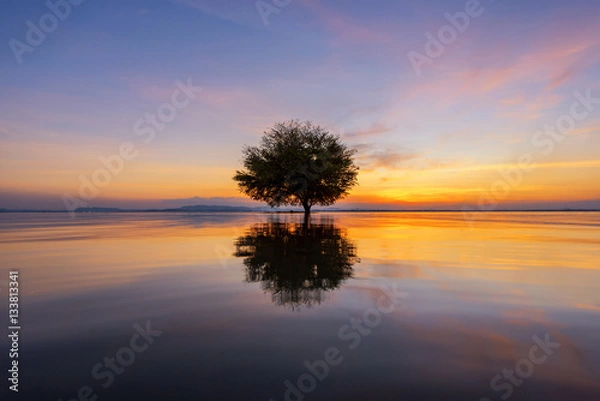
[0,212,599,400]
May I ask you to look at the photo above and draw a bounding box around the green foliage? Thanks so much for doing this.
[233,120,359,212]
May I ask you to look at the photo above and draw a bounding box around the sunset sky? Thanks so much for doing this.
[1,0,599,210]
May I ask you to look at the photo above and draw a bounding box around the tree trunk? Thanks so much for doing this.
[302,201,311,225]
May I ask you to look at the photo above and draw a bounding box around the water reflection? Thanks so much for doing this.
[1,212,600,400]
[234,219,359,309]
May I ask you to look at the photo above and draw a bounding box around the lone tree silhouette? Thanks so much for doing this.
[233,120,359,217]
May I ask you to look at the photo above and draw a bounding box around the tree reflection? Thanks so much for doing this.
[234,218,359,310]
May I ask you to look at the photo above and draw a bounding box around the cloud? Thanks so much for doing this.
[397,14,600,112]
[0,126,16,139]
[196,87,251,107]
[343,123,396,139]
[569,125,600,138]
[173,0,260,27]
[123,77,181,102]
[354,143,421,170]
[435,159,600,174]
[547,68,577,90]
[496,93,565,121]
[301,0,391,45]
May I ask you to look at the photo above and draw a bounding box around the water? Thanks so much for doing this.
[0,212,599,400]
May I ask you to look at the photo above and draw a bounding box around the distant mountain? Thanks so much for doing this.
[75,207,123,213]
[74,205,261,213]
[157,196,260,209]
[175,204,257,212]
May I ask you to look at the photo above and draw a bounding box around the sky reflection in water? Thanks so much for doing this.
[0,212,599,400]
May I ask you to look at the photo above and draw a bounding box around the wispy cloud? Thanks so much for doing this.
[354,143,421,170]
[301,0,391,45]
[344,123,396,139]
[437,159,600,173]
[0,125,16,139]
[396,15,600,112]
[173,0,260,27]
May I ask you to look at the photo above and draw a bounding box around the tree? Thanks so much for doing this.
[233,120,359,216]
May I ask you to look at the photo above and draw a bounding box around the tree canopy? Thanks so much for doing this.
[233,120,359,214]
